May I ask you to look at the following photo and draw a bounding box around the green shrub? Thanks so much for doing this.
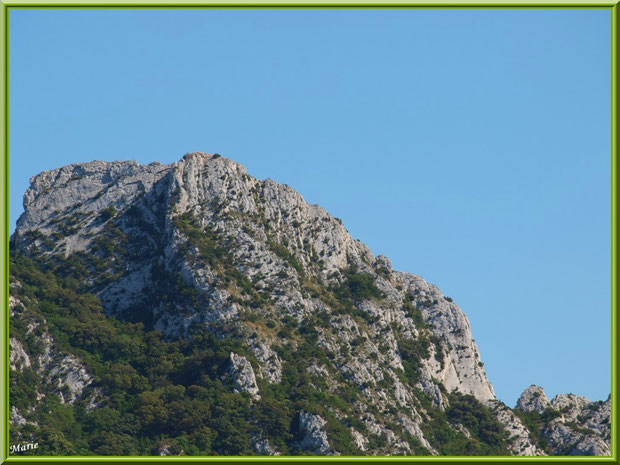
[100,206,117,222]
[333,268,382,303]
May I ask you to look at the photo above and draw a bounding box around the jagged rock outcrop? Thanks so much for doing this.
[516,385,552,414]
[514,385,610,456]
[9,338,31,371]
[399,273,495,402]
[488,400,545,456]
[251,435,280,456]
[10,405,29,427]
[297,412,333,455]
[543,422,610,456]
[227,352,260,399]
[8,152,609,456]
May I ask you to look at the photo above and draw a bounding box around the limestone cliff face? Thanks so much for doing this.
[13,153,494,404]
[9,152,609,456]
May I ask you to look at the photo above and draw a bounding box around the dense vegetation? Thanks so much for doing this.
[9,249,510,457]
[10,252,255,455]
[9,207,511,456]
[512,408,559,454]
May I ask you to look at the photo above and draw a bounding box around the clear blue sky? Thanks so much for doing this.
[9,8,610,406]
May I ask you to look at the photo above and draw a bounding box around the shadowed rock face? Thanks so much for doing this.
[9,152,609,456]
[297,412,332,455]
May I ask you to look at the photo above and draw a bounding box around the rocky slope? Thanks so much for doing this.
[8,152,611,456]
[513,385,611,456]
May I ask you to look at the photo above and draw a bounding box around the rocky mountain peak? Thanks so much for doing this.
[13,153,495,405]
[513,385,611,456]
[516,385,552,414]
[8,152,609,457]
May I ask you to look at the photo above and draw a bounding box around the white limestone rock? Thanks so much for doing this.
[489,400,545,456]
[9,338,31,371]
[248,339,282,384]
[516,385,552,414]
[550,393,590,421]
[350,430,368,452]
[251,435,280,456]
[544,421,610,456]
[10,406,28,427]
[297,412,333,455]
[399,272,495,402]
[513,386,610,456]
[48,355,94,404]
[228,352,260,399]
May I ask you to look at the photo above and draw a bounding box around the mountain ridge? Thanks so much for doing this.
[8,152,610,456]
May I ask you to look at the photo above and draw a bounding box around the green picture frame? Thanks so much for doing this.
[0,2,616,463]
